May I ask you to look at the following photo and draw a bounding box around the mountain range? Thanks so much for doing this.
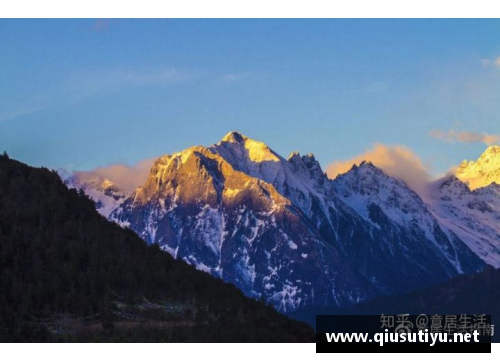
[68,132,500,313]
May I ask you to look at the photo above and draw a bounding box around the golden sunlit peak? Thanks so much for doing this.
[218,131,280,163]
[455,145,500,190]
[100,179,116,188]
[221,131,249,144]
[485,145,500,153]
[287,152,303,166]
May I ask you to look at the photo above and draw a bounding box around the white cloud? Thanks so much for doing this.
[481,56,500,68]
[327,143,432,198]
[430,129,500,146]
[72,157,156,194]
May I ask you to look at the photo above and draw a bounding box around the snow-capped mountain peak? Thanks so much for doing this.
[111,140,372,312]
[221,130,249,143]
[436,175,471,199]
[211,133,335,218]
[333,161,484,275]
[456,145,500,190]
[334,161,432,229]
[429,174,500,268]
[218,131,281,164]
[64,174,127,218]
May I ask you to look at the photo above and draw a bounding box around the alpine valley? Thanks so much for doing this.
[68,132,500,314]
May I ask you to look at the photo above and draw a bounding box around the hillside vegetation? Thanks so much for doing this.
[0,154,314,342]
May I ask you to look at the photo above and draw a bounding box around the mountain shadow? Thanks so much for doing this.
[289,266,499,342]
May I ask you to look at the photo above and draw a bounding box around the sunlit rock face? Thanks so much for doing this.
[108,132,484,312]
[111,144,371,312]
[456,145,500,190]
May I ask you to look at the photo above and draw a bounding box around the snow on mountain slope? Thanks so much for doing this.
[210,132,365,247]
[456,145,500,190]
[64,175,127,218]
[334,162,441,237]
[429,176,500,267]
[212,133,484,293]
[111,145,371,312]
[211,132,332,216]
[332,161,484,281]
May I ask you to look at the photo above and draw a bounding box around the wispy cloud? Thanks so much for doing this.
[429,129,500,146]
[218,71,267,86]
[327,143,432,198]
[0,105,47,122]
[64,67,190,97]
[0,66,192,122]
[1,66,257,122]
[221,73,249,85]
[481,56,500,68]
[71,157,156,194]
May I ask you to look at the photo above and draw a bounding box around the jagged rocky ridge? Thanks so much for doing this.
[332,162,483,285]
[96,132,485,312]
[429,175,500,267]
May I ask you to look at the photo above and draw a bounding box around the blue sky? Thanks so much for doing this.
[1,19,500,177]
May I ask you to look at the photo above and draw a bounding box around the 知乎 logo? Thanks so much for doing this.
[395,314,414,334]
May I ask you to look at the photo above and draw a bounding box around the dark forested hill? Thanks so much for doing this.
[0,154,314,342]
